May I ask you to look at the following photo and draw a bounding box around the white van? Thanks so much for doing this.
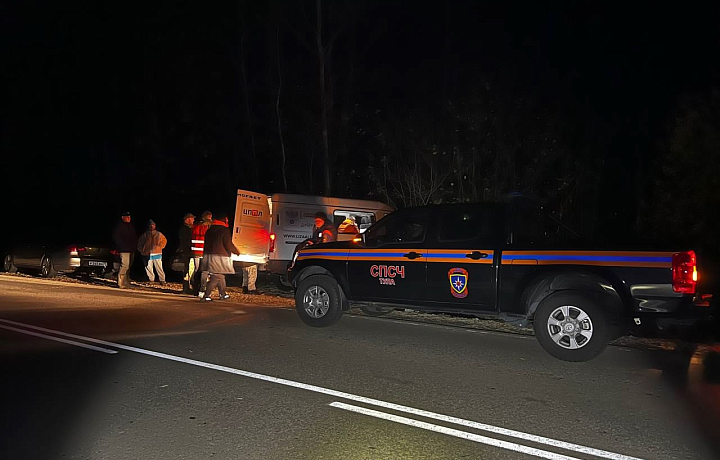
[231,189,395,289]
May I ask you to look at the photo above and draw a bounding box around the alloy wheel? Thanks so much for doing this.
[302,285,330,318]
[546,305,594,350]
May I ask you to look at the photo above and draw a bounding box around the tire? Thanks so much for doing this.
[295,275,343,327]
[40,256,58,278]
[360,304,393,316]
[533,291,610,362]
[272,274,294,292]
[3,254,18,273]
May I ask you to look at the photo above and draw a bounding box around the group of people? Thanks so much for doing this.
[110,209,359,301]
[111,210,261,301]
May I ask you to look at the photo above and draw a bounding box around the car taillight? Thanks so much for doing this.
[269,233,276,253]
[672,250,698,294]
[110,250,119,256]
[69,246,86,255]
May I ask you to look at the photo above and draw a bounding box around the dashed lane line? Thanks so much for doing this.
[0,317,646,460]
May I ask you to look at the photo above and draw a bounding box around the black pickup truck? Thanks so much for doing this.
[287,201,713,361]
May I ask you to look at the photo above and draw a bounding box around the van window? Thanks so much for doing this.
[333,210,376,234]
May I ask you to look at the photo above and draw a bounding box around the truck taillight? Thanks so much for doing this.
[672,251,698,294]
[269,233,276,253]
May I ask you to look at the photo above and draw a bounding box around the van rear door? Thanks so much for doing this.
[232,189,271,264]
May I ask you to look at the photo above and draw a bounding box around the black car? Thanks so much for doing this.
[3,243,117,278]
[288,201,714,362]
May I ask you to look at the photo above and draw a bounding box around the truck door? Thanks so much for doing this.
[425,204,501,311]
[347,209,430,303]
[232,189,271,263]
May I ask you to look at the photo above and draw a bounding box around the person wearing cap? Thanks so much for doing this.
[112,211,138,288]
[308,212,337,245]
[137,220,167,283]
[191,210,213,297]
[178,213,195,294]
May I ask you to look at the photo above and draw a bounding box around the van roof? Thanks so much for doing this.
[270,193,394,211]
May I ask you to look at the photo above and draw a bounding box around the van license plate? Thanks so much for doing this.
[88,261,107,267]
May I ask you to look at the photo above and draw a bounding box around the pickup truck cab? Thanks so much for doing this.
[288,201,711,361]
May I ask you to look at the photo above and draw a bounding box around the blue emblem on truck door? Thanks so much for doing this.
[448,267,469,298]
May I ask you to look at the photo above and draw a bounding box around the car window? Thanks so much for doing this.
[365,212,428,246]
[438,206,498,243]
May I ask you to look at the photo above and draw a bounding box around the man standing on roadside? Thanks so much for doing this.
[112,211,137,289]
[137,220,167,283]
[242,265,263,295]
[202,212,240,301]
[178,213,195,294]
[192,210,212,297]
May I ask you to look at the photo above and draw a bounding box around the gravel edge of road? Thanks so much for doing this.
[1,272,715,353]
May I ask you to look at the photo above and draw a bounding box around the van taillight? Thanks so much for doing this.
[269,233,276,253]
[672,251,698,294]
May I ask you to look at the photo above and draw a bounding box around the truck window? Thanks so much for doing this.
[438,206,500,243]
[364,212,428,246]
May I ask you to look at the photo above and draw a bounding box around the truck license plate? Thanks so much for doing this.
[88,261,107,267]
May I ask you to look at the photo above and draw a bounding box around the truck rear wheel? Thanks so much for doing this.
[295,275,343,327]
[533,292,610,362]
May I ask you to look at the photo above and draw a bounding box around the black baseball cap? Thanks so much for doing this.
[122,211,131,217]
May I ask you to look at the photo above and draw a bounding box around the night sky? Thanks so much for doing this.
[2,1,719,250]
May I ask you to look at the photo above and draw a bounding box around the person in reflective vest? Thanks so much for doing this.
[309,212,337,244]
[178,213,195,294]
[191,210,212,296]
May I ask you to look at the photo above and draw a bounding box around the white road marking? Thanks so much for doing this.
[329,402,582,460]
[0,317,646,460]
[0,324,118,354]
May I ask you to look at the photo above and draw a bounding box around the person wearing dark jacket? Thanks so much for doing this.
[292,211,338,261]
[178,213,195,294]
[112,211,138,288]
[202,212,240,301]
[309,212,337,244]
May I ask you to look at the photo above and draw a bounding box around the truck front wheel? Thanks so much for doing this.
[533,292,610,362]
[295,275,343,327]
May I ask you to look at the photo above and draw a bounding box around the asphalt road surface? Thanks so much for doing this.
[1,275,719,460]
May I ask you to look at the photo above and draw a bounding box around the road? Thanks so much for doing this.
[1,274,719,460]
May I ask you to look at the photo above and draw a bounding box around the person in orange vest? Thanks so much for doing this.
[178,213,195,294]
[191,210,212,297]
